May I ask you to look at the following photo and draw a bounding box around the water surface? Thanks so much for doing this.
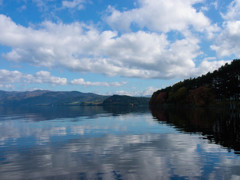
[0,106,240,179]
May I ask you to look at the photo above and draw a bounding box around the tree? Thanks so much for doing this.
[188,86,215,106]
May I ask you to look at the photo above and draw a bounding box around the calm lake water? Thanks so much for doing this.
[0,106,240,179]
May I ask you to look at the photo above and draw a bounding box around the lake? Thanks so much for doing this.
[0,106,240,179]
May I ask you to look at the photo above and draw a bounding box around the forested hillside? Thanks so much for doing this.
[0,91,149,107]
[150,59,240,107]
[0,90,108,106]
[102,95,149,107]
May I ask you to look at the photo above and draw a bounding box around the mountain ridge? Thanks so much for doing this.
[0,90,150,107]
[0,90,108,106]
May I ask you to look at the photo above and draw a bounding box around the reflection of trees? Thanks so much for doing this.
[0,105,150,121]
[150,107,240,153]
[103,105,149,116]
[0,106,107,121]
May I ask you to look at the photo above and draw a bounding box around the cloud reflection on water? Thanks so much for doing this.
[0,106,240,179]
[1,133,240,179]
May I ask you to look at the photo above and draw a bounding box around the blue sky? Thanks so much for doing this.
[0,0,239,96]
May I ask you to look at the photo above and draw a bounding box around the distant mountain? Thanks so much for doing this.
[0,91,150,107]
[150,59,240,107]
[102,95,150,107]
[0,90,108,106]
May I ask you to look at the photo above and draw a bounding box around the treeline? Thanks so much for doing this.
[150,59,240,107]
[102,95,149,107]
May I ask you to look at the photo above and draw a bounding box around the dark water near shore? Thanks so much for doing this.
[0,106,240,179]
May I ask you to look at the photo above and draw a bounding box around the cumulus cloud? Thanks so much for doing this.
[0,14,226,80]
[0,69,67,86]
[221,0,240,20]
[0,69,23,83]
[62,0,85,10]
[211,0,240,57]
[70,78,127,87]
[113,86,160,96]
[33,71,67,85]
[142,86,159,96]
[105,0,210,33]
[0,69,127,88]
[0,84,14,89]
[191,58,230,76]
[211,21,240,57]
[114,90,137,96]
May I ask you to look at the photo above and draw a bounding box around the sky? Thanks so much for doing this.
[0,0,239,96]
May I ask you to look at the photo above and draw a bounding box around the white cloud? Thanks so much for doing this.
[114,90,138,96]
[221,0,240,20]
[113,86,160,96]
[70,78,127,87]
[0,69,23,83]
[62,0,85,10]
[211,21,240,57]
[33,71,67,85]
[211,0,240,57]
[0,68,127,88]
[191,58,231,76]
[0,14,225,80]
[32,0,53,12]
[105,0,210,33]
[142,87,159,96]
[0,69,67,86]
[111,81,128,87]
[0,84,15,89]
